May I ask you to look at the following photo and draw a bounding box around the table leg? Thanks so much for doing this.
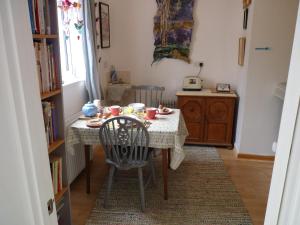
[162,149,168,200]
[168,148,171,169]
[84,145,91,194]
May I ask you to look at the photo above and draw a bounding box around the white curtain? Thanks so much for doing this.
[82,0,102,101]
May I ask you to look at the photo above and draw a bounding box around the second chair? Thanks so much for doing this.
[132,85,165,108]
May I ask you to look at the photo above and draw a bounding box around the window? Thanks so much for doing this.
[57,0,86,85]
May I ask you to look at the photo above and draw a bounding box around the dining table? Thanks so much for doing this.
[66,108,188,200]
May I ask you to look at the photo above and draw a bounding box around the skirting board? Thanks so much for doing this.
[233,147,275,161]
[237,153,275,161]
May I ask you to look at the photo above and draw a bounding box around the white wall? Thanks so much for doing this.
[108,0,242,99]
[235,0,299,155]
[63,81,88,121]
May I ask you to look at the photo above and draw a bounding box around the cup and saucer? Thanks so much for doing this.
[144,108,158,120]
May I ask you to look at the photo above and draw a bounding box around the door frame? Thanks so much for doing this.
[0,1,58,225]
[264,1,300,224]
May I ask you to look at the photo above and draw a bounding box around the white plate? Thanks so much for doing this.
[86,119,103,128]
[158,108,173,115]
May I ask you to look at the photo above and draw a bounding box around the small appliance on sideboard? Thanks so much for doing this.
[182,62,204,91]
[183,76,203,91]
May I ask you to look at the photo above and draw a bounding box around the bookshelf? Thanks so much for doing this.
[41,89,62,100]
[27,0,72,224]
[33,34,59,39]
[48,139,65,154]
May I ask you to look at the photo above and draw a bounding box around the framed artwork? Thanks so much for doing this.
[153,0,195,64]
[238,37,246,66]
[243,0,252,9]
[216,83,231,93]
[99,2,110,48]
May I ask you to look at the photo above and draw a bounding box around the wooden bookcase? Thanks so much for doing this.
[28,0,72,224]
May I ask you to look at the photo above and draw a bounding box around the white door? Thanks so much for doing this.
[264,2,300,225]
[0,1,57,225]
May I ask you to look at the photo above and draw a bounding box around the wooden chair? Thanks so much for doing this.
[132,85,165,107]
[99,116,156,211]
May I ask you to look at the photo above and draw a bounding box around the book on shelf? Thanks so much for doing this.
[28,0,51,34]
[50,156,63,195]
[42,101,59,146]
[34,42,59,94]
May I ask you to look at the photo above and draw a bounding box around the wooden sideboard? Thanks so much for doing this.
[177,90,237,148]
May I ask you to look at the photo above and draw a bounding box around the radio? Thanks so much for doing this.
[183,76,203,91]
[183,62,204,91]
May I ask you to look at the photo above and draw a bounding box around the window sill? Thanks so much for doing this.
[62,79,85,88]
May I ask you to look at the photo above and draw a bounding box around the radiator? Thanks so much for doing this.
[161,99,177,108]
[65,111,86,185]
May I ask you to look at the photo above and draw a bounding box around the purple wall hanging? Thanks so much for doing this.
[153,0,195,64]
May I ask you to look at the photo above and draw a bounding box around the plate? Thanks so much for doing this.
[157,108,173,115]
[79,115,98,120]
[86,119,102,128]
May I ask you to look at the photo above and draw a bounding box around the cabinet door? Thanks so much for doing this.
[178,97,205,142]
[204,98,235,144]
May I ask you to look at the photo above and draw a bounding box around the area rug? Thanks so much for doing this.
[86,146,252,225]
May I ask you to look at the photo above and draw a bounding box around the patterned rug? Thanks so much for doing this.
[86,146,252,225]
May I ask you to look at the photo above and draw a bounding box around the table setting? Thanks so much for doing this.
[66,100,188,199]
[80,101,175,128]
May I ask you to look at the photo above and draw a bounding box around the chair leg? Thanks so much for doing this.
[138,167,145,212]
[149,153,156,185]
[104,166,115,208]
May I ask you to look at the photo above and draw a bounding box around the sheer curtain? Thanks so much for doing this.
[82,0,102,101]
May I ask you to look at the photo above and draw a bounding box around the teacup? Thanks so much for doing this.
[110,105,122,116]
[146,107,158,120]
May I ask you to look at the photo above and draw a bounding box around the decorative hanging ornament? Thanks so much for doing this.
[74,19,84,40]
[58,0,72,11]
[73,2,81,9]
[58,0,81,11]
[58,0,83,40]
[74,19,84,32]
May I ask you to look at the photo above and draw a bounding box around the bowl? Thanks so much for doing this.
[128,103,145,112]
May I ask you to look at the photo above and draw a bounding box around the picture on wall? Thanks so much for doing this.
[99,2,110,48]
[238,37,246,66]
[153,0,195,64]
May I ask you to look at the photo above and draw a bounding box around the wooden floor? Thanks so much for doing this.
[70,147,108,225]
[218,148,274,225]
[70,146,274,225]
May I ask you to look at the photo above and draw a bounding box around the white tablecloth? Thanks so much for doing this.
[66,109,188,170]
